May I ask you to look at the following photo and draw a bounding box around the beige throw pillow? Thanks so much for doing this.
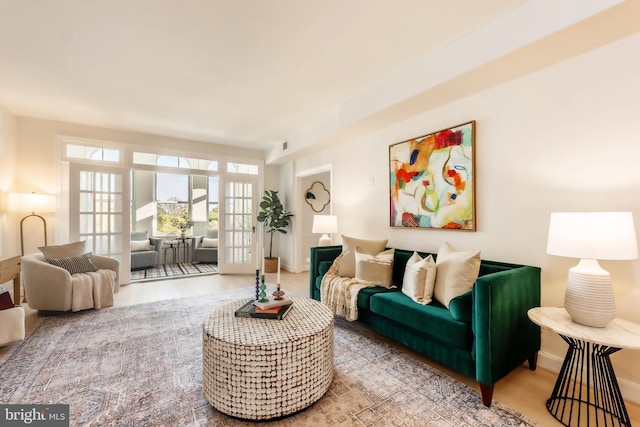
[337,235,388,278]
[402,252,436,304]
[202,238,218,248]
[355,247,395,287]
[433,242,481,308]
[131,240,153,252]
[38,241,87,260]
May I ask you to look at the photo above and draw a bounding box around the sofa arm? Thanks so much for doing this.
[309,245,342,299]
[472,265,541,388]
[150,237,163,253]
[92,255,120,293]
[191,236,204,257]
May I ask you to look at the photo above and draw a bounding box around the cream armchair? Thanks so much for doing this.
[22,253,120,312]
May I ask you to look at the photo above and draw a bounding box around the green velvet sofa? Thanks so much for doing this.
[309,245,541,407]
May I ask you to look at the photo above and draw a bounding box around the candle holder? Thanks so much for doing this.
[258,275,269,302]
[272,283,285,301]
[255,269,260,300]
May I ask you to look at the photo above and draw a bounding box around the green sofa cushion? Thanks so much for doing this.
[369,291,472,351]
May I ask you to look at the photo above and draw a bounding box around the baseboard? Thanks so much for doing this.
[537,351,640,405]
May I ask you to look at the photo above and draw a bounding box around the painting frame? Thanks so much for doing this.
[389,120,476,231]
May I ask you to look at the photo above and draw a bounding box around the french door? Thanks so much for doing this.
[218,178,259,274]
[69,163,131,284]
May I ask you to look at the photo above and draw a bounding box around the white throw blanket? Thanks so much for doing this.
[320,254,378,321]
[71,269,116,312]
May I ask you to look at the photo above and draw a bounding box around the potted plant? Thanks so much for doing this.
[171,216,194,239]
[257,190,294,272]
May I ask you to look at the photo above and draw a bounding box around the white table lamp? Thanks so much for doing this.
[312,215,337,246]
[547,212,638,327]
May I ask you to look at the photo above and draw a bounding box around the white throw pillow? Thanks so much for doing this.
[402,252,436,304]
[131,240,153,252]
[433,242,481,308]
[355,247,395,288]
[38,241,87,259]
[202,238,218,248]
[337,235,388,278]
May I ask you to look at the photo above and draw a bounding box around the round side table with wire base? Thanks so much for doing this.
[528,307,640,427]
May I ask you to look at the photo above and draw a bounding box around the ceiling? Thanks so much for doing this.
[0,0,636,162]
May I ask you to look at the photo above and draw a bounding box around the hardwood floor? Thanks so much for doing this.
[3,270,639,425]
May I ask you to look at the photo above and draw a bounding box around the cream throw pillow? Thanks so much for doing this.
[202,238,218,248]
[337,235,388,278]
[355,247,395,287]
[402,252,436,304]
[433,242,481,308]
[131,240,153,252]
[38,241,87,260]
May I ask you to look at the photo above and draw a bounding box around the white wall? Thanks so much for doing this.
[293,32,640,399]
[0,105,18,257]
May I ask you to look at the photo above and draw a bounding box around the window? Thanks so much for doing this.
[208,176,219,229]
[227,162,258,175]
[65,144,120,163]
[133,151,218,171]
[156,173,190,234]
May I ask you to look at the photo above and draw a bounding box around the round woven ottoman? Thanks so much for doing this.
[202,296,334,420]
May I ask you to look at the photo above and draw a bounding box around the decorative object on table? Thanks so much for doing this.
[272,257,285,300]
[255,269,260,300]
[546,211,639,327]
[234,299,294,320]
[8,192,56,255]
[305,181,330,212]
[258,274,268,302]
[312,214,338,246]
[257,190,294,273]
[389,120,475,231]
[253,294,293,310]
[170,215,194,239]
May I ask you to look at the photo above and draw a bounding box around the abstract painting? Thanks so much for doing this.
[389,121,475,230]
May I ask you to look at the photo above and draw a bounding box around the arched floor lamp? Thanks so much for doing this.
[9,192,56,255]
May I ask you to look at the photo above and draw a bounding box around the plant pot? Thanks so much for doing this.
[180,231,187,239]
[264,257,278,273]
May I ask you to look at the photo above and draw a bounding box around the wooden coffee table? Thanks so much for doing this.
[202,296,334,420]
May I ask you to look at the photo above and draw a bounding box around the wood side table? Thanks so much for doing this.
[0,255,22,306]
[528,307,640,427]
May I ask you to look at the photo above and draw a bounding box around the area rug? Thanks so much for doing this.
[130,262,218,282]
[0,289,538,426]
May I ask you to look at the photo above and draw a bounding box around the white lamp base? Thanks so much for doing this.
[565,259,616,328]
[318,234,332,246]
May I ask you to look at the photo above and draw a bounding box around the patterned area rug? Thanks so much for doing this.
[0,289,538,426]
[130,262,218,282]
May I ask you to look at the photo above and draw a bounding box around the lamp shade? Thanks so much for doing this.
[547,212,638,261]
[9,192,56,213]
[312,215,338,234]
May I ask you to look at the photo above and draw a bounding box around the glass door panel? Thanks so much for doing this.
[219,179,258,274]
[70,163,131,283]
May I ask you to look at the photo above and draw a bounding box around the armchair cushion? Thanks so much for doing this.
[131,240,154,252]
[46,253,98,275]
[38,241,86,259]
[202,238,218,248]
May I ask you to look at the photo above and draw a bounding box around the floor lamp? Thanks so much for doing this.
[9,192,56,256]
[312,215,338,246]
